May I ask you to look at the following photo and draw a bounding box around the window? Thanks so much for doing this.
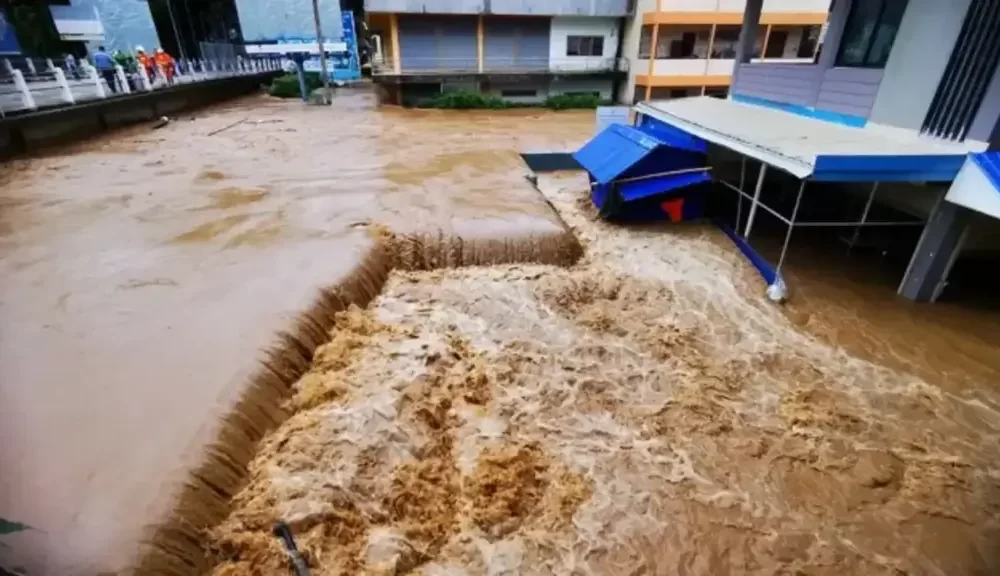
[501,89,537,97]
[796,25,821,58]
[764,30,788,58]
[565,91,600,98]
[638,25,653,58]
[711,26,741,58]
[567,35,605,57]
[836,0,908,68]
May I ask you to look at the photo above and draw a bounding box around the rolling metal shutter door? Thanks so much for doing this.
[398,15,478,72]
[483,17,550,71]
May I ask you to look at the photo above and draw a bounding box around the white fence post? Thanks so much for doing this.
[52,66,75,104]
[115,64,131,94]
[25,58,36,76]
[138,63,152,91]
[11,69,36,110]
[85,63,106,98]
[3,58,12,74]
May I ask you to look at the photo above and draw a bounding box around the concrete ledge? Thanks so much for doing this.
[374,70,626,85]
[520,152,581,173]
[0,72,280,159]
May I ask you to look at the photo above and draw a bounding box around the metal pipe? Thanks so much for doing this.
[736,156,746,231]
[743,163,768,238]
[719,178,790,225]
[849,182,879,249]
[775,179,807,274]
[793,220,924,228]
[611,166,712,185]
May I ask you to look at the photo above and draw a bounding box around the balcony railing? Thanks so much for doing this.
[0,52,282,117]
[372,56,629,76]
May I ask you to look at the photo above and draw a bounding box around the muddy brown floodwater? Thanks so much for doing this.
[3,88,1000,575]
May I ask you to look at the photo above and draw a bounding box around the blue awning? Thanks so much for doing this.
[574,123,712,221]
[574,124,663,185]
[971,151,1000,192]
[573,124,710,189]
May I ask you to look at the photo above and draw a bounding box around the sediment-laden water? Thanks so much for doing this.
[2,88,999,575]
[210,172,1000,575]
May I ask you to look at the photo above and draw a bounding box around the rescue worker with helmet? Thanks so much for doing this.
[135,46,154,80]
[154,48,176,84]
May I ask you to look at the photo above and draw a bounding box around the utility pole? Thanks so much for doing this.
[310,0,331,105]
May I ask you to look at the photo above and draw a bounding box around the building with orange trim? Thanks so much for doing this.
[619,0,830,103]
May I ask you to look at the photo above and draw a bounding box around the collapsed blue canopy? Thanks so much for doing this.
[572,123,711,220]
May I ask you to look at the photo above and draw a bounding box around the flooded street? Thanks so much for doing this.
[0,91,588,573]
[3,88,1000,574]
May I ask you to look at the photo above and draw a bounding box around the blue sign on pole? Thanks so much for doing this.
[242,10,361,82]
[0,8,23,55]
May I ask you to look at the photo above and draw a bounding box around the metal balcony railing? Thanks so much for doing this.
[372,56,629,76]
[0,53,282,117]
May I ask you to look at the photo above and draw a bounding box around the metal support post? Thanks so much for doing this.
[743,163,768,238]
[736,156,746,231]
[12,69,36,110]
[849,182,878,250]
[775,180,807,274]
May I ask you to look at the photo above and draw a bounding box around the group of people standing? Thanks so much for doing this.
[91,45,177,93]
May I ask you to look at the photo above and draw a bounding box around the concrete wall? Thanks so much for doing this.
[484,79,550,103]
[733,63,882,119]
[398,15,478,71]
[237,0,343,42]
[550,78,614,99]
[77,0,159,54]
[868,0,973,131]
[549,17,619,72]
[365,0,630,16]
[483,16,551,70]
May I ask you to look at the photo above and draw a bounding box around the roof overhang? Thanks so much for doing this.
[635,97,977,183]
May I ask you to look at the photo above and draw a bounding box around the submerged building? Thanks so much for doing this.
[365,0,631,105]
[618,0,1000,303]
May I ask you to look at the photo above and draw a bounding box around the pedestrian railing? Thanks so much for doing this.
[0,55,284,118]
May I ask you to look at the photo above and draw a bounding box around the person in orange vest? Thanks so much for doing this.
[154,48,176,84]
[136,46,154,80]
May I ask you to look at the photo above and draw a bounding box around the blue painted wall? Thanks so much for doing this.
[483,16,550,71]
[73,0,159,54]
[235,0,342,43]
[398,15,477,72]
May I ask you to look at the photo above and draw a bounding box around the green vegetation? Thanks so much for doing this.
[414,90,606,110]
[417,90,515,109]
[267,72,325,98]
[544,93,602,110]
